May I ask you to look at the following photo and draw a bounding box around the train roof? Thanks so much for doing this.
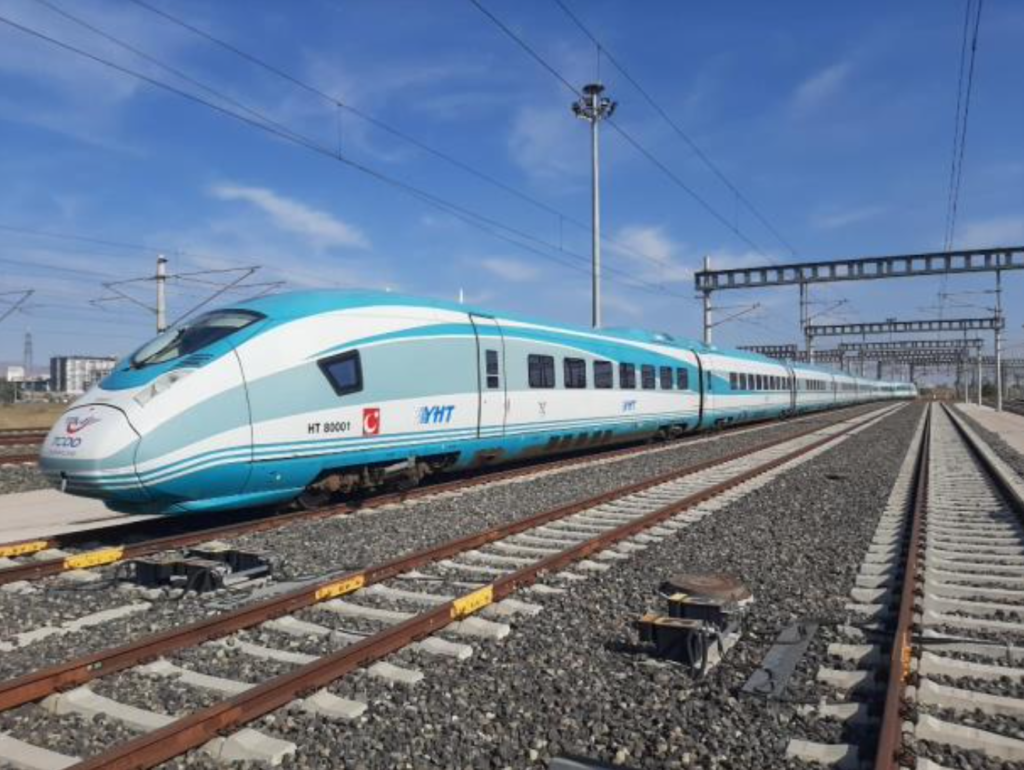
[231,290,905,385]
[233,290,712,350]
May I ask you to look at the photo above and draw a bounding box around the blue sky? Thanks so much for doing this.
[0,0,1022,376]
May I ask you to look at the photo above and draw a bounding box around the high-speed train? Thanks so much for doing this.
[39,291,916,515]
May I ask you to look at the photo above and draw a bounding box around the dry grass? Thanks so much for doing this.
[0,403,66,430]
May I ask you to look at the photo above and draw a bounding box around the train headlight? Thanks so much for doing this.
[134,368,196,407]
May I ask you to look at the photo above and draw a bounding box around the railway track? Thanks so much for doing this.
[0,430,45,467]
[0,403,903,769]
[0,454,37,468]
[788,402,1024,769]
[0,404,881,588]
[0,430,47,448]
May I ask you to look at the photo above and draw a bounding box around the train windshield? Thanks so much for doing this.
[131,309,263,368]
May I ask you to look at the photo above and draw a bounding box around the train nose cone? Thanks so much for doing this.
[39,404,147,502]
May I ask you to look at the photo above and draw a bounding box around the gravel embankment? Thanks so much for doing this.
[100,401,927,770]
[954,406,1024,479]
[0,406,882,684]
[0,462,49,495]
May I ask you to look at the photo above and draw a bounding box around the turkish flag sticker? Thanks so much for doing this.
[362,407,381,436]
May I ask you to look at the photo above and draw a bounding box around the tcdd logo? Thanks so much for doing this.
[417,405,455,425]
[362,407,381,436]
[622,400,637,413]
[65,415,100,434]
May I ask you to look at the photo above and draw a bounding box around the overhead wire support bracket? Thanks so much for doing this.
[804,316,1003,338]
[0,289,35,327]
[90,259,272,333]
[694,246,1024,292]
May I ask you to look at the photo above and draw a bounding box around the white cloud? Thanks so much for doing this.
[812,205,885,230]
[610,225,692,283]
[792,62,852,112]
[478,256,541,283]
[508,103,585,183]
[957,216,1024,248]
[703,248,776,269]
[209,183,369,250]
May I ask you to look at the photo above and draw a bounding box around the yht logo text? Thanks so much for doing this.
[417,405,455,425]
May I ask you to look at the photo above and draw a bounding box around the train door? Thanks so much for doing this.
[786,365,796,413]
[695,352,710,429]
[468,314,507,438]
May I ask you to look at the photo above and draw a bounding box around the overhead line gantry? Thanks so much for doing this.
[696,245,1024,410]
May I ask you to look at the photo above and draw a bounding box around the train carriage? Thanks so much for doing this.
[38,290,916,515]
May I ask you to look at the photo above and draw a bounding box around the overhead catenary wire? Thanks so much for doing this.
[125,0,672,275]
[942,0,975,254]
[550,0,798,259]
[937,0,984,320]
[0,7,683,299]
[605,119,771,259]
[943,0,984,252]
[467,0,775,262]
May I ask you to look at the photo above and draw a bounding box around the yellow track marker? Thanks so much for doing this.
[63,547,125,571]
[314,574,366,602]
[0,540,49,559]
[451,586,494,619]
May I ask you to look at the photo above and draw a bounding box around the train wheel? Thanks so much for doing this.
[296,488,331,510]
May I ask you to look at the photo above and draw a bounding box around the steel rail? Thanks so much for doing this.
[0,405,892,719]
[873,404,931,770]
[0,403,880,576]
[0,432,46,448]
[874,402,1024,769]
[0,452,37,466]
[69,406,893,770]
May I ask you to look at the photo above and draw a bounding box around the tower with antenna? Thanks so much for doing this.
[22,329,33,379]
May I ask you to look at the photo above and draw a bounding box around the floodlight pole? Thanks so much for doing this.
[156,255,168,333]
[573,83,616,329]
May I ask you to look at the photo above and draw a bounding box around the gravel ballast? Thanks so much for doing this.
[0,463,49,495]
[107,401,927,770]
[0,406,881,683]
[954,406,1024,480]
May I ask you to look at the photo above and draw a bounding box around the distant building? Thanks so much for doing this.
[50,356,118,395]
[5,365,25,382]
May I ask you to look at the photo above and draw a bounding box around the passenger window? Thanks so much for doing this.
[594,360,614,389]
[741,373,749,390]
[319,350,363,396]
[564,358,587,389]
[486,350,500,389]
[528,354,555,388]
[620,363,636,389]
[676,368,689,390]
[660,366,673,390]
[641,365,656,390]
[729,372,737,390]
